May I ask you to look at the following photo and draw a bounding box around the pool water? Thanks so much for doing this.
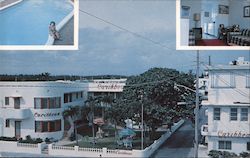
[0,0,73,45]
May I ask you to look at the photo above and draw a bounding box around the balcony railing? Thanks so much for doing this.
[201,124,208,136]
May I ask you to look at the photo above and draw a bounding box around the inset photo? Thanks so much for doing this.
[0,0,79,50]
[176,0,250,50]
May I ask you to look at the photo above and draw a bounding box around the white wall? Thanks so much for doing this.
[229,0,250,29]
[207,106,250,135]
[208,69,250,105]
[181,0,202,29]
[0,141,45,154]
[207,136,249,155]
[0,81,88,140]
[180,19,190,46]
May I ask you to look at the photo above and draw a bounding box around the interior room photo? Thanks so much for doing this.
[180,0,250,46]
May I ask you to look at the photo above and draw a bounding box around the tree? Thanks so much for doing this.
[108,67,195,140]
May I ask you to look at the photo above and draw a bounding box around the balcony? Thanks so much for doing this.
[201,124,208,136]
[0,108,31,120]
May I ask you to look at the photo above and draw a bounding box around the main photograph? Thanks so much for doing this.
[0,0,249,158]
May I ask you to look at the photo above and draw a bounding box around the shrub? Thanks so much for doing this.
[208,150,221,158]
[221,151,237,158]
[35,138,43,143]
[240,152,250,158]
[45,137,51,144]
[18,136,43,144]
[0,136,17,141]
[208,150,238,158]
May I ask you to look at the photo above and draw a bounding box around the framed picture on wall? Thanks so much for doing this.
[181,6,190,18]
[204,12,210,17]
[244,6,250,17]
[218,5,229,14]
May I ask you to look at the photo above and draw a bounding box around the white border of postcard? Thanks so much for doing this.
[176,0,250,51]
[0,0,79,51]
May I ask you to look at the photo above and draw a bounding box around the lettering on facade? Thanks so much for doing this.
[218,130,250,138]
[97,84,123,90]
[34,112,61,118]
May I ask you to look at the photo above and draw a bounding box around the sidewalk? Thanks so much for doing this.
[198,144,209,158]
[54,17,74,45]
[0,0,22,10]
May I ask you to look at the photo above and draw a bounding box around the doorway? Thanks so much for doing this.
[15,121,21,138]
[14,98,20,109]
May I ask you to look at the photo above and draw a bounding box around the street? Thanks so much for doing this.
[153,105,208,158]
[153,120,195,158]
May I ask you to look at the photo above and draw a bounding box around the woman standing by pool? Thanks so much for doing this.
[49,21,60,40]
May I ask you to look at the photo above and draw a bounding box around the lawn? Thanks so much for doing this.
[66,124,165,150]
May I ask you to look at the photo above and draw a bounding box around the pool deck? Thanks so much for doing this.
[0,0,22,11]
[54,17,74,45]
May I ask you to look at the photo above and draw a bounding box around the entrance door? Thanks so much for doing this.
[14,98,20,109]
[15,121,21,138]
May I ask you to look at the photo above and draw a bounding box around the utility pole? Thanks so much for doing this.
[140,92,144,150]
[194,50,200,158]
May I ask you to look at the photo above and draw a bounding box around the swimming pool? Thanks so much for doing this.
[0,0,73,45]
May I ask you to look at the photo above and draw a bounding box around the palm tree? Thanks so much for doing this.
[84,96,102,146]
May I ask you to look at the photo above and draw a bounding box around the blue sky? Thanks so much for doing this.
[0,0,249,76]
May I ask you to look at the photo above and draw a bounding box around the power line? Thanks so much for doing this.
[79,9,183,52]
[201,64,250,98]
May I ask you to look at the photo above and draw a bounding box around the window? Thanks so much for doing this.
[55,120,61,131]
[41,98,48,109]
[247,142,250,151]
[213,108,221,120]
[35,121,42,132]
[42,122,48,132]
[219,141,231,150]
[5,119,10,127]
[241,108,248,121]
[64,93,68,103]
[230,108,238,121]
[35,120,61,133]
[34,97,61,109]
[76,92,78,99]
[5,97,9,105]
[34,98,41,109]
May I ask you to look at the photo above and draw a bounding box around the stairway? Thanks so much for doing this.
[42,146,49,155]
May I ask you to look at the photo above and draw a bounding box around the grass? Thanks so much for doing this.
[66,130,165,150]
[66,122,166,150]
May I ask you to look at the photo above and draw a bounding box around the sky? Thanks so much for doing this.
[0,0,249,76]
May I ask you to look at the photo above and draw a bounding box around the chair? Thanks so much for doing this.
[218,24,226,40]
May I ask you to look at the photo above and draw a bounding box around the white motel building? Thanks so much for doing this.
[0,79,126,141]
[201,57,250,154]
[0,81,88,140]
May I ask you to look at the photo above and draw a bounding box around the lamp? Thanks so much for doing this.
[193,13,201,28]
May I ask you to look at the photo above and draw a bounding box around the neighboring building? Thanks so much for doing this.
[0,81,88,140]
[198,76,209,100]
[87,78,127,100]
[201,57,250,154]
